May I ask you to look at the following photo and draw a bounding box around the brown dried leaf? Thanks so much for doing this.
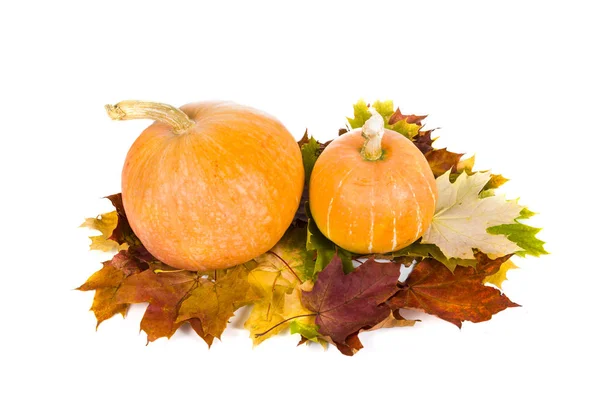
[387,255,519,327]
[116,264,258,345]
[425,148,465,177]
[77,249,149,328]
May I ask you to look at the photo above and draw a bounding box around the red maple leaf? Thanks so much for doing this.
[301,255,401,355]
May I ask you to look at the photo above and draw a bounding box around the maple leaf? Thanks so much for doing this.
[245,227,316,344]
[290,320,320,343]
[393,241,476,272]
[80,193,141,252]
[388,107,427,126]
[306,206,354,275]
[445,155,509,191]
[487,209,548,257]
[484,173,509,190]
[483,259,519,290]
[116,264,257,345]
[421,171,524,260]
[176,266,259,341]
[456,154,475,173]
[77,249,149,327]
[413,129,435,154]
[80,211,124,252]
[296,132,322,223]
[365,310,417,331]
[104,193,138,246]
[425,148,465,177]
[258,226,316,281]
[248,286,316,345]
[299,133,321,182]
[387,255,519,327]
[297,129,311,147]
[347,99,423,139]
[301,255,401,355]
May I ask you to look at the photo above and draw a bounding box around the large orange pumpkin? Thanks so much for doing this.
[105,100,304,271]
[309,109,437,254]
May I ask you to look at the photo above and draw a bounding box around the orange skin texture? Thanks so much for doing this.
[309,129,437,254]
[122,102,304,271]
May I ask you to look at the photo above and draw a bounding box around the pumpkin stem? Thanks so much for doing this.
[361,107,385,161]
[105,100,194,134]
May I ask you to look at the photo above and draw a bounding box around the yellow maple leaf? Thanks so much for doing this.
[80,211,127,252]
[483,259,519,289]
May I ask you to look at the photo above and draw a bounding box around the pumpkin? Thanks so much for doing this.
[309,108,437,254]
[105,100,304,271]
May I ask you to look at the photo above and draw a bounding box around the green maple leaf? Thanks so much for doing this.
[347,99,422,139]
[300,135,320,181]
[306,203,353,275]
[393,241,476,272]
[487,208,547,257]
[290,320,320,343]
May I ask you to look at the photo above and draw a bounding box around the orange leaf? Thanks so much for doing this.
[77,249,148,328]
[387,255,519,327]
[116,265,257,345]
[425,148,465,177]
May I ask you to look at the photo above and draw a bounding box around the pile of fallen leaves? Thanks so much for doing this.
[78,100,546,356]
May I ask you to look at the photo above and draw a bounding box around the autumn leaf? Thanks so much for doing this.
[248,286,316,345]
[296,132,322,222]
[256,226,316,281]
[484,259,519,290]
[297,129,311,147]
[245,227,316,344]
[387,255,519,327]
[300,134,320,182]
[115,267,197,342]
[176,266,259,342]
[304,203,354,275]
[364,310,417,331]
[446,155,509,190]
[413,129,435,154]
[80,193,140,252]
[487,209,547,257]
[456,154,476,173]
[393,241,476,272]
[301,255,401,355]
[421,171,524,260]
[485,173,509,190]
[347,99,423,139]
[116,264,257,345]
[77,249,148,327]
[388,107,427,126]
[80,211,124,252]
[104,193,138,246]
[425,148,464,177]
[290,320,320,343]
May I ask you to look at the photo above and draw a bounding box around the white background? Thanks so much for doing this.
[1,1,598,399]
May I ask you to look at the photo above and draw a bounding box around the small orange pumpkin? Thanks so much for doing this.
[309,108,437,254]
[106,100,304,271]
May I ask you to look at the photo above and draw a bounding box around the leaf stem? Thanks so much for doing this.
[153,268,188,274]
[267,250,302,283]
[254,313,318,337]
